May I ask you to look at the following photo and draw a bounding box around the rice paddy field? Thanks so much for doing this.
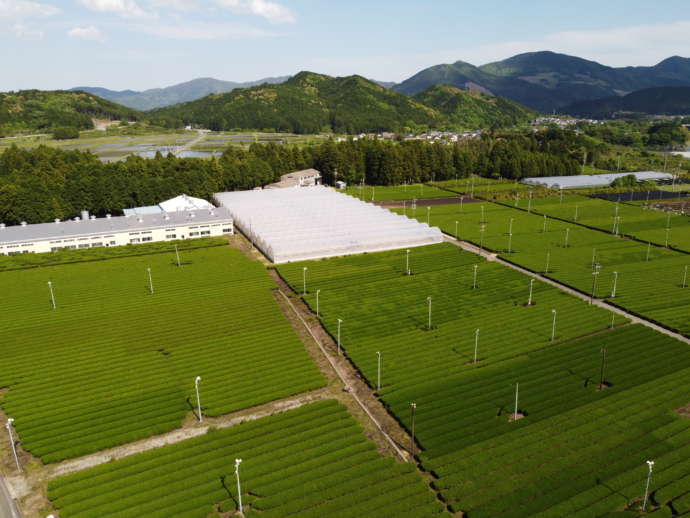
[0,243,325,463]
[344,183,452,201]
[47,400,445,518]
[277,245,690,517]
[525,194,690,253]
[0,131,329,162]
[398,201,690,337]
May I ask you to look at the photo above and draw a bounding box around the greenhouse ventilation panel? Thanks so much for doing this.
[214,187,443,263]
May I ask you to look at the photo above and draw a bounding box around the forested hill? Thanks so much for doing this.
[561,86,690,118]
[151,72,535,133]
[413,85,536,128]
[0,90,142,136]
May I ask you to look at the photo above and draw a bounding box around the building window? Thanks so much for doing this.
[78,244,90,249]
[200,231,210,236]
[91,242,103,248]
[130,238,141,244]
[222,228,232,234]
[166,234,177,239]
[189,232,199,237]
[109,241,116,245]
[142,236,153,242]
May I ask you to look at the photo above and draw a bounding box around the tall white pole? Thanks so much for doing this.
[646,242,651,262]
[508,218,513,235]
[194,376,202,423]
[302,267,308,295]
[611,272,618,298]
[665,227,670,248]
[513,383,519,421]
[147,267,154,294]
[5,418,21,471]
[473,264,478,289]
[337,318,342,355]
[410,403,417,455]
[542,214,547,233]
[474,329,480,364]
[683,265,688,289]
[427,297,432,330]
[175,244,181,267]
[545,251,550,273]
[460,196,464,212]
[455,220,459,239]
[591,248,596,269]
[574,205,579,221]
[235,458,243,515]
[642,460,654,511]
[316,289,320,317]
[528,278,534,306]
[551,309,557,342]
[426,206,431,225]
[376,351,381,391]
[47,281,56,310]
[564,228,570,248]
[406,249,410,276]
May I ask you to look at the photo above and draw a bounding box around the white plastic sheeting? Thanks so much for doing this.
[214,187,443,263]
[522,171,674,190]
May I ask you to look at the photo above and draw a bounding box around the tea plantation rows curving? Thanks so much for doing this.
[0,244,325,463]
[48,400,445,518]
[402,202,690,336]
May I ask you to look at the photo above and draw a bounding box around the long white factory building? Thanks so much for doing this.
[214,186,442,263]
[0,208,233,256]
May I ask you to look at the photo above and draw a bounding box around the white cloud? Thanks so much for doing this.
[146,0,197,10]
[12,21,43,38]
[0,0,59,19]
[216,0,295,24]
[80,0,153,19]
[68,25,104,41]
[135,21,275,40]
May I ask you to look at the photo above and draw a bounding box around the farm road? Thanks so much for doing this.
[443,234,690,345]
[0,476,20,518]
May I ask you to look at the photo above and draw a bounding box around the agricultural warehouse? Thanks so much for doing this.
[522,171,673,189]
[265,168,322,188]
[0,208,233,255]
[214,186,442,262]
[123,193,215,216]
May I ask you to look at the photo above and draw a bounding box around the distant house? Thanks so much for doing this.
[265,169,322,189]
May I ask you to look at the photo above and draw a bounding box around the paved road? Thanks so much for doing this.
[443,234,690,345]
[0,476,20,518]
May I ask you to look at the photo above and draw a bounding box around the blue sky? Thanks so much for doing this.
[2,0,690,91]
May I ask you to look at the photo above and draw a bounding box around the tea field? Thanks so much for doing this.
[277,245,690,516]
[399,202,690,336]
[526,194,690,253]
[344,183,452,201]
[48,400,445,518]
[0,244,325,463]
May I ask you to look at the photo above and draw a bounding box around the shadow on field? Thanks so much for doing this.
[220,475,238,509]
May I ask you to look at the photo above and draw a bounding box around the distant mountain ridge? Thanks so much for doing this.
[393,52,690,112]
[72,76,291,110]
[561,86,690,118]
[151,71,535,133]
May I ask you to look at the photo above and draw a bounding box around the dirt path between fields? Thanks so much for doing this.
[442,234,690,345]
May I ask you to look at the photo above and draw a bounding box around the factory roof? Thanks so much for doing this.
[0,207,232,245]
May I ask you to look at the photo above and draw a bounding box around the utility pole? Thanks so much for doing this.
[147,267,154,294]
[376,351,381,392]
[337,319,343,355]
[410,403,417,455]
[474,329,480,364]
[599,347,607,390]
[528,278,534,306]
[175,244,181,267]
[5,418,21,471]
[194,376,202,423]
[47,281,56,310]
[235,458,243,515]
[642,460,655,511]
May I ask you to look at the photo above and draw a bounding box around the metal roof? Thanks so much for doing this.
[0,207,233,245]
[123,194,214,216]
[521,171,674,190]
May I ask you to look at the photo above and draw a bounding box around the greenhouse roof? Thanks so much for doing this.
[521,171,674,190]
[214,187,443,263]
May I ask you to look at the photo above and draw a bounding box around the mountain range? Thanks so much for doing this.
[393,52,690,112]
[150,72,535,134]
[72,76,290,111]
[562,86,690,118]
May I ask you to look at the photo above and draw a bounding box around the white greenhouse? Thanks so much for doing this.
[522,171,674,190]
[214,187,443,263]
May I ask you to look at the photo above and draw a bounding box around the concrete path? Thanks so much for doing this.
[0,476,20,518]
[443,234,690,345]
[173,130,208,156]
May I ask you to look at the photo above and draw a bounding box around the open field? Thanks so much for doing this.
[433,177,535,198]
[344,184,452,201]
[0,243,325,463]
[398,202,690,336]
[0,131,332,162]
[48,400,445,518]
[277,244,690,516]
[525,194,690,253]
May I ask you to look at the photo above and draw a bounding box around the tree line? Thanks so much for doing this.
[0,130,582,225]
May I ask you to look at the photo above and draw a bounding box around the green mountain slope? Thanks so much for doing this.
[152,72,534,133]
[394,51,690,112]
[0,90,141,135]
[413,84,536,128]
[562,86,690,117]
